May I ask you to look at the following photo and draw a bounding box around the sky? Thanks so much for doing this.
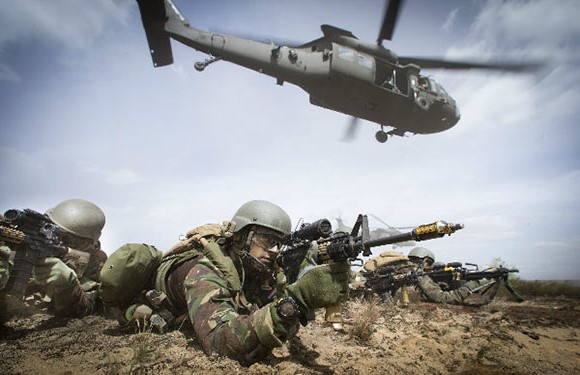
[1,0,579,280]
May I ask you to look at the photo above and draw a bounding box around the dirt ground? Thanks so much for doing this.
[1,295,579,375]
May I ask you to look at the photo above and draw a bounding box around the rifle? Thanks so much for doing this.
[0,208,89,296]
[278,214,464,327]
[425,263,524,302]
[361,264,418,297]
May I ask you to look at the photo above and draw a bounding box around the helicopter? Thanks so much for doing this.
[135,0,540,143]
[336,215,416,248]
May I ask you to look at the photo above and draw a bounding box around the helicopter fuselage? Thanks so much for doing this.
[141,0,460,137]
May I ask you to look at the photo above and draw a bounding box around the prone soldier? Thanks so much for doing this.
[1,199,107,319]
[360,246,518,307]
[109,200,350,365]
[408,247,493,306]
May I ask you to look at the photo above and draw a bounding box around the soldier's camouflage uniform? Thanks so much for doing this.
[56,248,108,317]
[153,239,299,365]
[0,244,107,318]
[416,275,490,306]
[361,251,492,307]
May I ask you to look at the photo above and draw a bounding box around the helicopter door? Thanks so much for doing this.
[375,61,409,96]
[330,44,374,83]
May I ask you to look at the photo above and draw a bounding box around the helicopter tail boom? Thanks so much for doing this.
[136,0,188,67]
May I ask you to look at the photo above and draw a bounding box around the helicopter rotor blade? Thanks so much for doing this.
[377,0,404,44]
[398,56,544,72]
[341,116,360,142]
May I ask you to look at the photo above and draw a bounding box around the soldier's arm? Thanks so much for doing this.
[77,249,107,290]
[416,275,470,304]
[48,249,107,317]
[184,259,298,365]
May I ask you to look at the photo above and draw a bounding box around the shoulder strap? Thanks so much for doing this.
[155,249,201,294]
[155,240,242,294]
[199,241,241,291]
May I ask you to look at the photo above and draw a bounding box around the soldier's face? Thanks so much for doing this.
[249,234,281,267]
[62,233,96,252]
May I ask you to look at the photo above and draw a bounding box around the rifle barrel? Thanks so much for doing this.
[364,231,415,248]
[365,221,464,249]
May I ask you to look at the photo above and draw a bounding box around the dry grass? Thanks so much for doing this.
[481,297,511,313]
[128,333,156,374]
[499,279,580,299]
[344,296,385,344]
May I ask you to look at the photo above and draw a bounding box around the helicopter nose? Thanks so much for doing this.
[438,103,460,129]
[449,104,460,126]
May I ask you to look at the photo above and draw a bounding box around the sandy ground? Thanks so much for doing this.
[1,295,579,375]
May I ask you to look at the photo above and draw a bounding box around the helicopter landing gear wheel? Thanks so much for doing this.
[375,130,388,143]
[194,56,222,72]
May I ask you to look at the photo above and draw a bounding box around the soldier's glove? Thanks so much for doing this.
[0,245,11,290]
[285,263,350,311]
[32,257,78,289]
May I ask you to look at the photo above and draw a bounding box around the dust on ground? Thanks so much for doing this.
[1,296,579,375]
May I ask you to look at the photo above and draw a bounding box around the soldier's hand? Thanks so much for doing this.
[32,257,78,289]
[285,263,350,311]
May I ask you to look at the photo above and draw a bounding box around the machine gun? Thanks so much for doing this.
[0,208,88,296]
[363,261,523,303]
[361,264,418,297]
[361,261,471,297]
[277,214,464,327]
[425,262,524,302]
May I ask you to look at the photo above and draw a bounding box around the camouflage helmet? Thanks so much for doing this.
[408,247,435,264]
[46,199,105,240]
[231,200,291,237]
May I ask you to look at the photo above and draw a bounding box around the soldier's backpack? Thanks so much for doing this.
[363,250,410,272]
[99,243,162,309]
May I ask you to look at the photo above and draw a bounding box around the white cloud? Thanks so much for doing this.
[442,8,459,33]
[0,0,131,49]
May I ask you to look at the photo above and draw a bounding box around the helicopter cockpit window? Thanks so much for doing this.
[435,83,447,95]
[418,77,431,91]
